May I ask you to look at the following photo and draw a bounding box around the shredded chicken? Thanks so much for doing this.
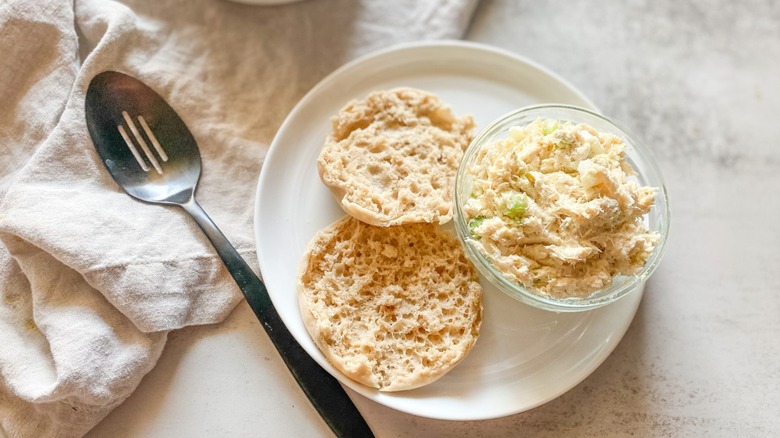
[463,118,658,298]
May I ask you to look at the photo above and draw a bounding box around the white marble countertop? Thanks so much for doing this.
[84,1,780,436]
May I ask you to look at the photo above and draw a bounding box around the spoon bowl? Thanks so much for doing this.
[86,71,200,204]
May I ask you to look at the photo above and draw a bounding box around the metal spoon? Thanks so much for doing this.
[85,71,373,438]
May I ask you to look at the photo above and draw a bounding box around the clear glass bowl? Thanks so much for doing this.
[453,104,670,312]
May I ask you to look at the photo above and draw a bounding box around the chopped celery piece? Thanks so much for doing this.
[505,193,528,219]
[468,216,486,236]
[542,119,559,135]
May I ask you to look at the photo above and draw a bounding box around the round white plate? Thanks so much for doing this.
[254,41,644,421]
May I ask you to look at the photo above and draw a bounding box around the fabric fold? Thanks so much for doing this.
[0,0,479,436]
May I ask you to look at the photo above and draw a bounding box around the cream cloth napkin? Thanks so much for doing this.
[0,0,478,436]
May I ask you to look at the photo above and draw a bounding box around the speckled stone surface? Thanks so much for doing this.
[457,1,780,435]
[82,1,780,437]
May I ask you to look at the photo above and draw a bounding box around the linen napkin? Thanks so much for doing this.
[0,0,479,436]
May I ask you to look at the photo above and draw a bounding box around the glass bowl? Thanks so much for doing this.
[453,104,670,312]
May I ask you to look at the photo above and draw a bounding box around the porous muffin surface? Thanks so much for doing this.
[297,216,483,391]
[318,87,475,227]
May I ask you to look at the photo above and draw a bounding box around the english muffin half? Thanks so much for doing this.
[297,216,483,391]
[318,87,475,227]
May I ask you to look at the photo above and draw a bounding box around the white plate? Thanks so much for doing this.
[254,41,643,421]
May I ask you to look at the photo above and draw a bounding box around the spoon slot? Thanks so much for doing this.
[138,115,169,162]
[120,111,165,174]
[117,123,150,172]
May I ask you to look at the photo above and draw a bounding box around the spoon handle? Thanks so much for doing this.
[180,198,374,438]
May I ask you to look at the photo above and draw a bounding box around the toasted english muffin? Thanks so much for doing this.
[297,216,482,391]
[318,87,475,227]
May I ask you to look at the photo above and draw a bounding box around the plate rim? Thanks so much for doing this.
[253,40,641,421]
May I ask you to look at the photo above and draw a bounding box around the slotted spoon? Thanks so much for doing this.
[85,70,373,438]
